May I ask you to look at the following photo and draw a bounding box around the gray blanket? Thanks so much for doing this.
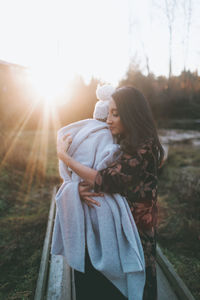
[51,119,145,299]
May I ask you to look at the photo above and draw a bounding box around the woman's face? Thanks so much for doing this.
[107,99,126,136]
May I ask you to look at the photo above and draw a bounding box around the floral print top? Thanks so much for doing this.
[94,139,158,232]
[94,138,159,300]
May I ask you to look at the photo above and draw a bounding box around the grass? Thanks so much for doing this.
[158,144,200,299]
[0,130,61,300]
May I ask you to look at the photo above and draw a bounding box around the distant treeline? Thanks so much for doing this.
[0,61,200,131]
[119,64,200,129]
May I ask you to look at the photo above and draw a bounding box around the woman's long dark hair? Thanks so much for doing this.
[112,86,164,167]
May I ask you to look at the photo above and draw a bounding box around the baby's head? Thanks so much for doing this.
[93,84,115,122]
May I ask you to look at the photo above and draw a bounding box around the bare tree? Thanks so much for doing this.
[128,0,137,60]
[164,0,177,77]
[140,40,151,76]
[152,0,177,78]
[182,0,192,71]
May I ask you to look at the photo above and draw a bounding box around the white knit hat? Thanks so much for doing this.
[93,84,116,120]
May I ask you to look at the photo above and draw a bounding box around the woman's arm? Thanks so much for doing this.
[60,153,98,185]
[57,134,98,185]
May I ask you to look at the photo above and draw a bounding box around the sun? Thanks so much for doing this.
[28,63,73,106]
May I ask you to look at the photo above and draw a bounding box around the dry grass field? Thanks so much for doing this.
[158,144,200,299]
[0,130,60,300]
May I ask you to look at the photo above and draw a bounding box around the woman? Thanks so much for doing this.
[52,85,145,300]
[57,86,164,300]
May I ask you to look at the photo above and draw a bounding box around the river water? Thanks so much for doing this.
[159,129,200,146]
[158,129,200,161]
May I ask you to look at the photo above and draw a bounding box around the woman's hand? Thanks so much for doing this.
[78,181,103,208]
[57,133,72,161]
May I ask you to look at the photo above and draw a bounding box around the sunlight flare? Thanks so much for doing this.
[19,121,43,201]
[19,109,48,201]
[0,101,39,171]
[28,63,73,106]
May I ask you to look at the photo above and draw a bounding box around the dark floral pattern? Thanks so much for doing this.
[94,139,158,300]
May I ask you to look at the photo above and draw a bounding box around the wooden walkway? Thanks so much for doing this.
[34,187,195,300]
[45,255,179,300]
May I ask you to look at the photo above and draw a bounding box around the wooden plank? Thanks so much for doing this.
[34,187,57,300]
[71,269,76,300]
[157,263,178,300]
[157,245,195,300]
[46,255,72,300]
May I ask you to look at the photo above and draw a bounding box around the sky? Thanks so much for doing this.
[0,0,200,86]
